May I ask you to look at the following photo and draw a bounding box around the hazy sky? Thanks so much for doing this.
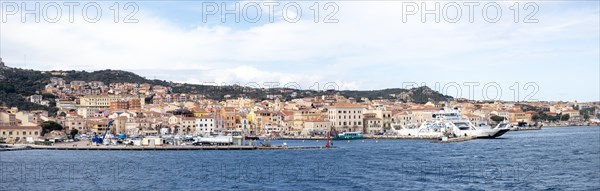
[1,1,598,101]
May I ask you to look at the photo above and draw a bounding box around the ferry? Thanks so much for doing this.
[333,132,364,140]
[389,108,509,139]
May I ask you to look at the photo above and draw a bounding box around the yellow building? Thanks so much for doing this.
[508,111,532,124]
[88,119,112,134]
[193,109,210,118]
[79,95,144,109]
[290,109,322,134]
[463,113,483,123]
[0,126,41,143]
[220,107,238,131]
[302,120,330,135]
[364,116,383,135]
[407,107,439,124]
[561,110,580,121]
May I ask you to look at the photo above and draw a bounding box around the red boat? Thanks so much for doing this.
[244,135,260,140]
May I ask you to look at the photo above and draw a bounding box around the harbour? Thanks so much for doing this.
[1,126,598,190]
[1,135,472,151]
[0,135,475,151]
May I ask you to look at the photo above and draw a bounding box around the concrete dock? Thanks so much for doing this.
[1,145,334,151]
[278,135,441,140]
[0,146,32,151]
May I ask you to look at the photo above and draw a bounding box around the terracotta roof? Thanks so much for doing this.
[305,120,329,122]
[0,126,40,130]
[408,106,440,111]
[463,114,481,118]
[256,110,271,114]
[281,110,294,116]
[331,103,362,108]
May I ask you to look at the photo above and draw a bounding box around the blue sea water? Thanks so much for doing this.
[1,126,599,190]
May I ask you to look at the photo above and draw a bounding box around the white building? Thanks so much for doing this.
[77,107,98,118]
[30,95,43,104]
[327,103,365,132]
[195,116,215,135]
[56,100,77,110]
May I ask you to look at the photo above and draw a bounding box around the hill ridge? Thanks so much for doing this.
[1,66,452,113]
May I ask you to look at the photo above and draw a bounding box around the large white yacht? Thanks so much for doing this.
[390,108,510,138]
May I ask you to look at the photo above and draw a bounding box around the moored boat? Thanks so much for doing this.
[389,108,510,139]
[333,132,364,140]
[244,135,260,140]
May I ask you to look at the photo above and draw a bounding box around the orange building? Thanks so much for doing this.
[109,101,129,110]
[128,99,141,110]
[109,99,142,110]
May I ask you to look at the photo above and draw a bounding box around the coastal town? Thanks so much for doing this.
[1,75,598,147]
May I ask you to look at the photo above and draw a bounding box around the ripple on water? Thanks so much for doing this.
[0,126,598,190]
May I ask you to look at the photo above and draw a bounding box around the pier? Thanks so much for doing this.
[277,135,443,140]
[0,146,32,151]
[0,145,334,151]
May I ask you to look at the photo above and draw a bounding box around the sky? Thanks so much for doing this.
[0,1,598,102]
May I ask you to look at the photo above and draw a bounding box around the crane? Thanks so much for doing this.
[92,120,114,144]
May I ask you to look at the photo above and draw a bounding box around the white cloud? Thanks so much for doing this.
[0,1,598,101]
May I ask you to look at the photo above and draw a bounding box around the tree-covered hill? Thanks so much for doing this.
[339,86,452,103]
[1,66,452,113]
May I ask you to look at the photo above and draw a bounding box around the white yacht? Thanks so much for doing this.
[390,108,509,138]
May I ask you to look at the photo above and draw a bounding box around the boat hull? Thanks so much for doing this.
[470,129,510,139]
[333,136,363,140]
[333,134,364,140]
[244,136,260,140]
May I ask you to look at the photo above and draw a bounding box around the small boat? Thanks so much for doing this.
[333,132,364,140]
[244,135,260,140]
